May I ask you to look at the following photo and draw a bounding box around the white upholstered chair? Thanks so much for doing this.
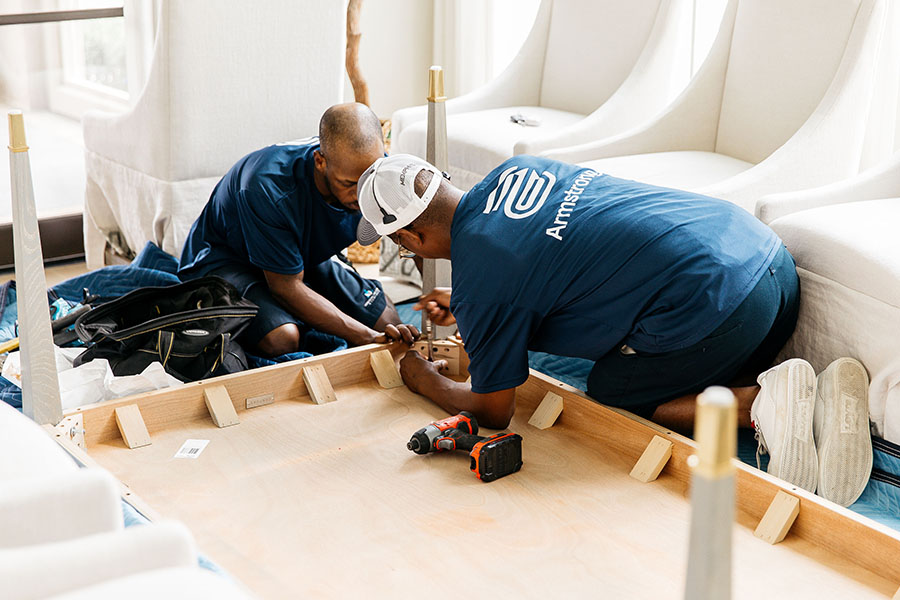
[762,154,900,443]
[391,0,694,190]
[82,0,347,268]
[545,0,889,217]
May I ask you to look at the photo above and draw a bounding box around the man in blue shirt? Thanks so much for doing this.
[179,103,418,356]
[353,154,799,433]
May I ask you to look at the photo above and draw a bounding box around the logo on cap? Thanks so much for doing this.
[483,167,556,220]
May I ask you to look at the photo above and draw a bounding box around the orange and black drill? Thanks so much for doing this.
[407,411,523,482]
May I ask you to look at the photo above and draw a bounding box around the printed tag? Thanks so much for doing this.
[174,439,209,459]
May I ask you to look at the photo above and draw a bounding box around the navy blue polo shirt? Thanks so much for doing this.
[178,139,359,280]
[450,156,781,394]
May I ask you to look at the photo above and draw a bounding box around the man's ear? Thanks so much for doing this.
[313,149,326,172]
[400,227,425,248]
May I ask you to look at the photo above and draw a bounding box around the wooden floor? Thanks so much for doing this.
[76,347,897,599]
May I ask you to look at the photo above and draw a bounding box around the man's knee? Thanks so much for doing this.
[255,323,301,356]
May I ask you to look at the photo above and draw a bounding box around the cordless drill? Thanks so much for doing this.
[407,412,523,482]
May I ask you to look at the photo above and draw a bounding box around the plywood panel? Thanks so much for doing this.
[86,374,897,599]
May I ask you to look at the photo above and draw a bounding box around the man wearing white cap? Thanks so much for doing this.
[356,153,873,507]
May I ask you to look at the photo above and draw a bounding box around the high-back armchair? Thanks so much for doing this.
[82,0,346,268]
[391,0,694,190]
[546,0,889,218]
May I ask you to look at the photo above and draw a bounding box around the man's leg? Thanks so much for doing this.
[255,323,301,357]
[204,266,304,357]
[304,256,395,331]
[650,386,759,433]
[587,245,800,434]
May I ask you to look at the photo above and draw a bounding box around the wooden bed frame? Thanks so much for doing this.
[48,341,900,598]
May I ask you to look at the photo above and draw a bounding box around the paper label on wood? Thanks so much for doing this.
[246,393,275,409]
[174,439,209,459]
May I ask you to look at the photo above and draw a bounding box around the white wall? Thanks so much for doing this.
[343,0,434,120]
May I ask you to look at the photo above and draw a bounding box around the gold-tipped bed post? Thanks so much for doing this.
[7,111,63,425]
[684,386,736,600]
[423,66,453,340]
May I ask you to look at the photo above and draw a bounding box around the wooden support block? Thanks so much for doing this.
[528,391,564,430]
[413,340,460,375]
[629,435,674,482]
[302,364,337,404]
[204,385,240,428]
[754,490,800,544]
[114,404,151,449]
[370,349,404,389]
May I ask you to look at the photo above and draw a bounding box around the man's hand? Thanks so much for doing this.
[399,350,448,395]
[375,323,420,345]
[413,287,455,326]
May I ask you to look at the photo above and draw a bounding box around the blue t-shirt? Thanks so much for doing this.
[178,139,360,279]
[450,156,782,394]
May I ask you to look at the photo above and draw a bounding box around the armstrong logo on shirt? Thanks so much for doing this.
[482,166,556,220]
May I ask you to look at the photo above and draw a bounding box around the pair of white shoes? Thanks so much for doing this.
[749,357,873,507]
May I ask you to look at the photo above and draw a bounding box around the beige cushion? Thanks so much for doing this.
[770,198,900,304]
[579,151,753,191]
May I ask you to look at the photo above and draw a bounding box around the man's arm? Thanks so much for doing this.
[399,351,516,429]
[264,270,416,346]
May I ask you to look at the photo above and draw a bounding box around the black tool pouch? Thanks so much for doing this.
[73,276,258,382]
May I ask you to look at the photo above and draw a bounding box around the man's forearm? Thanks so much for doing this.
[406,365,515,429]
[271,280,376,345]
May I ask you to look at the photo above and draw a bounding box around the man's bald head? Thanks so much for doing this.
[318,102,383,158]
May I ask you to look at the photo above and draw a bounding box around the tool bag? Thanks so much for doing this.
[73,276,258,382]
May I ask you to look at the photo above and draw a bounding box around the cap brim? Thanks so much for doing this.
[356,217,382,246]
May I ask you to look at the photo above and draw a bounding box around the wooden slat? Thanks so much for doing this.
[302,364,337,405]
[755,490,801,544]
[204,385,240,428]
[629,435,673,483]
[114,405,151,449]
[369,349,404,389]
[528,391,564,430]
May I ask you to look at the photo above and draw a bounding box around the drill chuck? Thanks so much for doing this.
[407,432,430,454]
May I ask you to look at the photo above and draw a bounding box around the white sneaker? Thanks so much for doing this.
[750,358,818,493]
[813,357,873,507]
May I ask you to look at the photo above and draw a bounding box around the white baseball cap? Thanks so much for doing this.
[356,154,445,246]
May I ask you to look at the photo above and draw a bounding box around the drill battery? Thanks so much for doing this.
[469,432,523,482]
